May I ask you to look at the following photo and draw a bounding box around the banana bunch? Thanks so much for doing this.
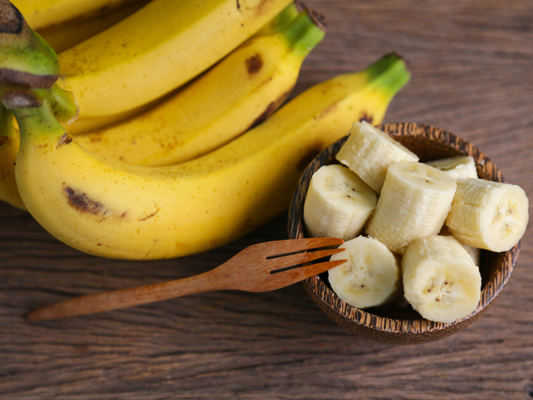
[0,0,412,260]
[0,5,326,208]
[303,122,529,323]
[54,0,297,133]
[4,53,409,260]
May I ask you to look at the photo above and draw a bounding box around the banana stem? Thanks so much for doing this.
[11,97,65,142]
[0,1,59,88]
[254,1,300,36]
[49,85,79,124]
[280,9,326,55]
[364,53,411,98]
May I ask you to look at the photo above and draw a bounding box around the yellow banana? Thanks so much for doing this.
[53,1,300,135]
[0,8,322,206]
[0,103,22,210]
[56,0,293,132]
[11,0,141,30]
[36,0,150,53]
[10,54,410,260]
[75,10,325,167]
[0,84,77,210]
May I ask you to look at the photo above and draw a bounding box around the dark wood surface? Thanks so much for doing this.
[1,1,532,398]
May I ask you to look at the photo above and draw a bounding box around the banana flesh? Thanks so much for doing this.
[303,164,377,240]
[335,121,419,193]
[328,236,401,309]
[11,54,410,259]
[439,225,480,266]
[56,0,293,126]
[366,161,457,255]
[303,164,376,240]
[402,235,482,323]
[446,178,529,252]
[75,10,324,167]
[426,155,478,180]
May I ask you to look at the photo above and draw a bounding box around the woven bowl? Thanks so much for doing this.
[288,122,520,344]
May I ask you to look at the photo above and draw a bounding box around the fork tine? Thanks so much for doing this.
[269,247,345,273]
[260,238,344,258]
[261,259,348,291]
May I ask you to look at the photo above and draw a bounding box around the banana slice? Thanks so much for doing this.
[329,236,401,309]
[402,235,482,323]
[303,164,377,240]
[426,155,478,180]
[446,178,529,252]
[366,161,457,254]
[439,225,480,266]
[335,121,419,193]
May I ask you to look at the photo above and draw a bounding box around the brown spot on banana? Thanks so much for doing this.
[359,113,373,124]
[248,85,294,129]
[139,205,159,221]
[0,136,7,146]
[56,133,73,149]
[64,186,105,216]
[246,54,263,75]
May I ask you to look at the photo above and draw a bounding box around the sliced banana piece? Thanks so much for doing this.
[366,161,457,254]
[426,155,478,180]
[303,164,377,240]
[329,236,401,309]
[446,178,529,252]
[335,121,419,193]
[439,225,480,266]
[402,235,481,323]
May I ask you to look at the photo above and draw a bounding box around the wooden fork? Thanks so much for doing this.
[26,238,346,321]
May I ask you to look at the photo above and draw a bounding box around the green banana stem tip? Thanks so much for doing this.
[366,53,411,94]
[281,9,326,55]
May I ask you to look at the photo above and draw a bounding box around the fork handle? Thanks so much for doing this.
[26,269,228,321]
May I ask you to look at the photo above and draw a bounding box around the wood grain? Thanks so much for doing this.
[1,0,533,398]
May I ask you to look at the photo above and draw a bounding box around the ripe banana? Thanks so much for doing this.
[36,0,150,53]
[9,53,410,260]
[439,225,480,266]
[75,9,325,167]
[0,9,321,206]
[55,0,294,130]
[426,155,478,180]
[445,178,529,252]
[36,1,298,57]
[303,164,376,240]
[335,121,419,193]
[328,236,401,309]
[11,0,140,30]
[366,161,457,255]
[0,103,22,210]
[0,84,78,210]
[402,235,482,323]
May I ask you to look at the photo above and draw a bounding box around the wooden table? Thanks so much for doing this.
[1,1,532,398]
